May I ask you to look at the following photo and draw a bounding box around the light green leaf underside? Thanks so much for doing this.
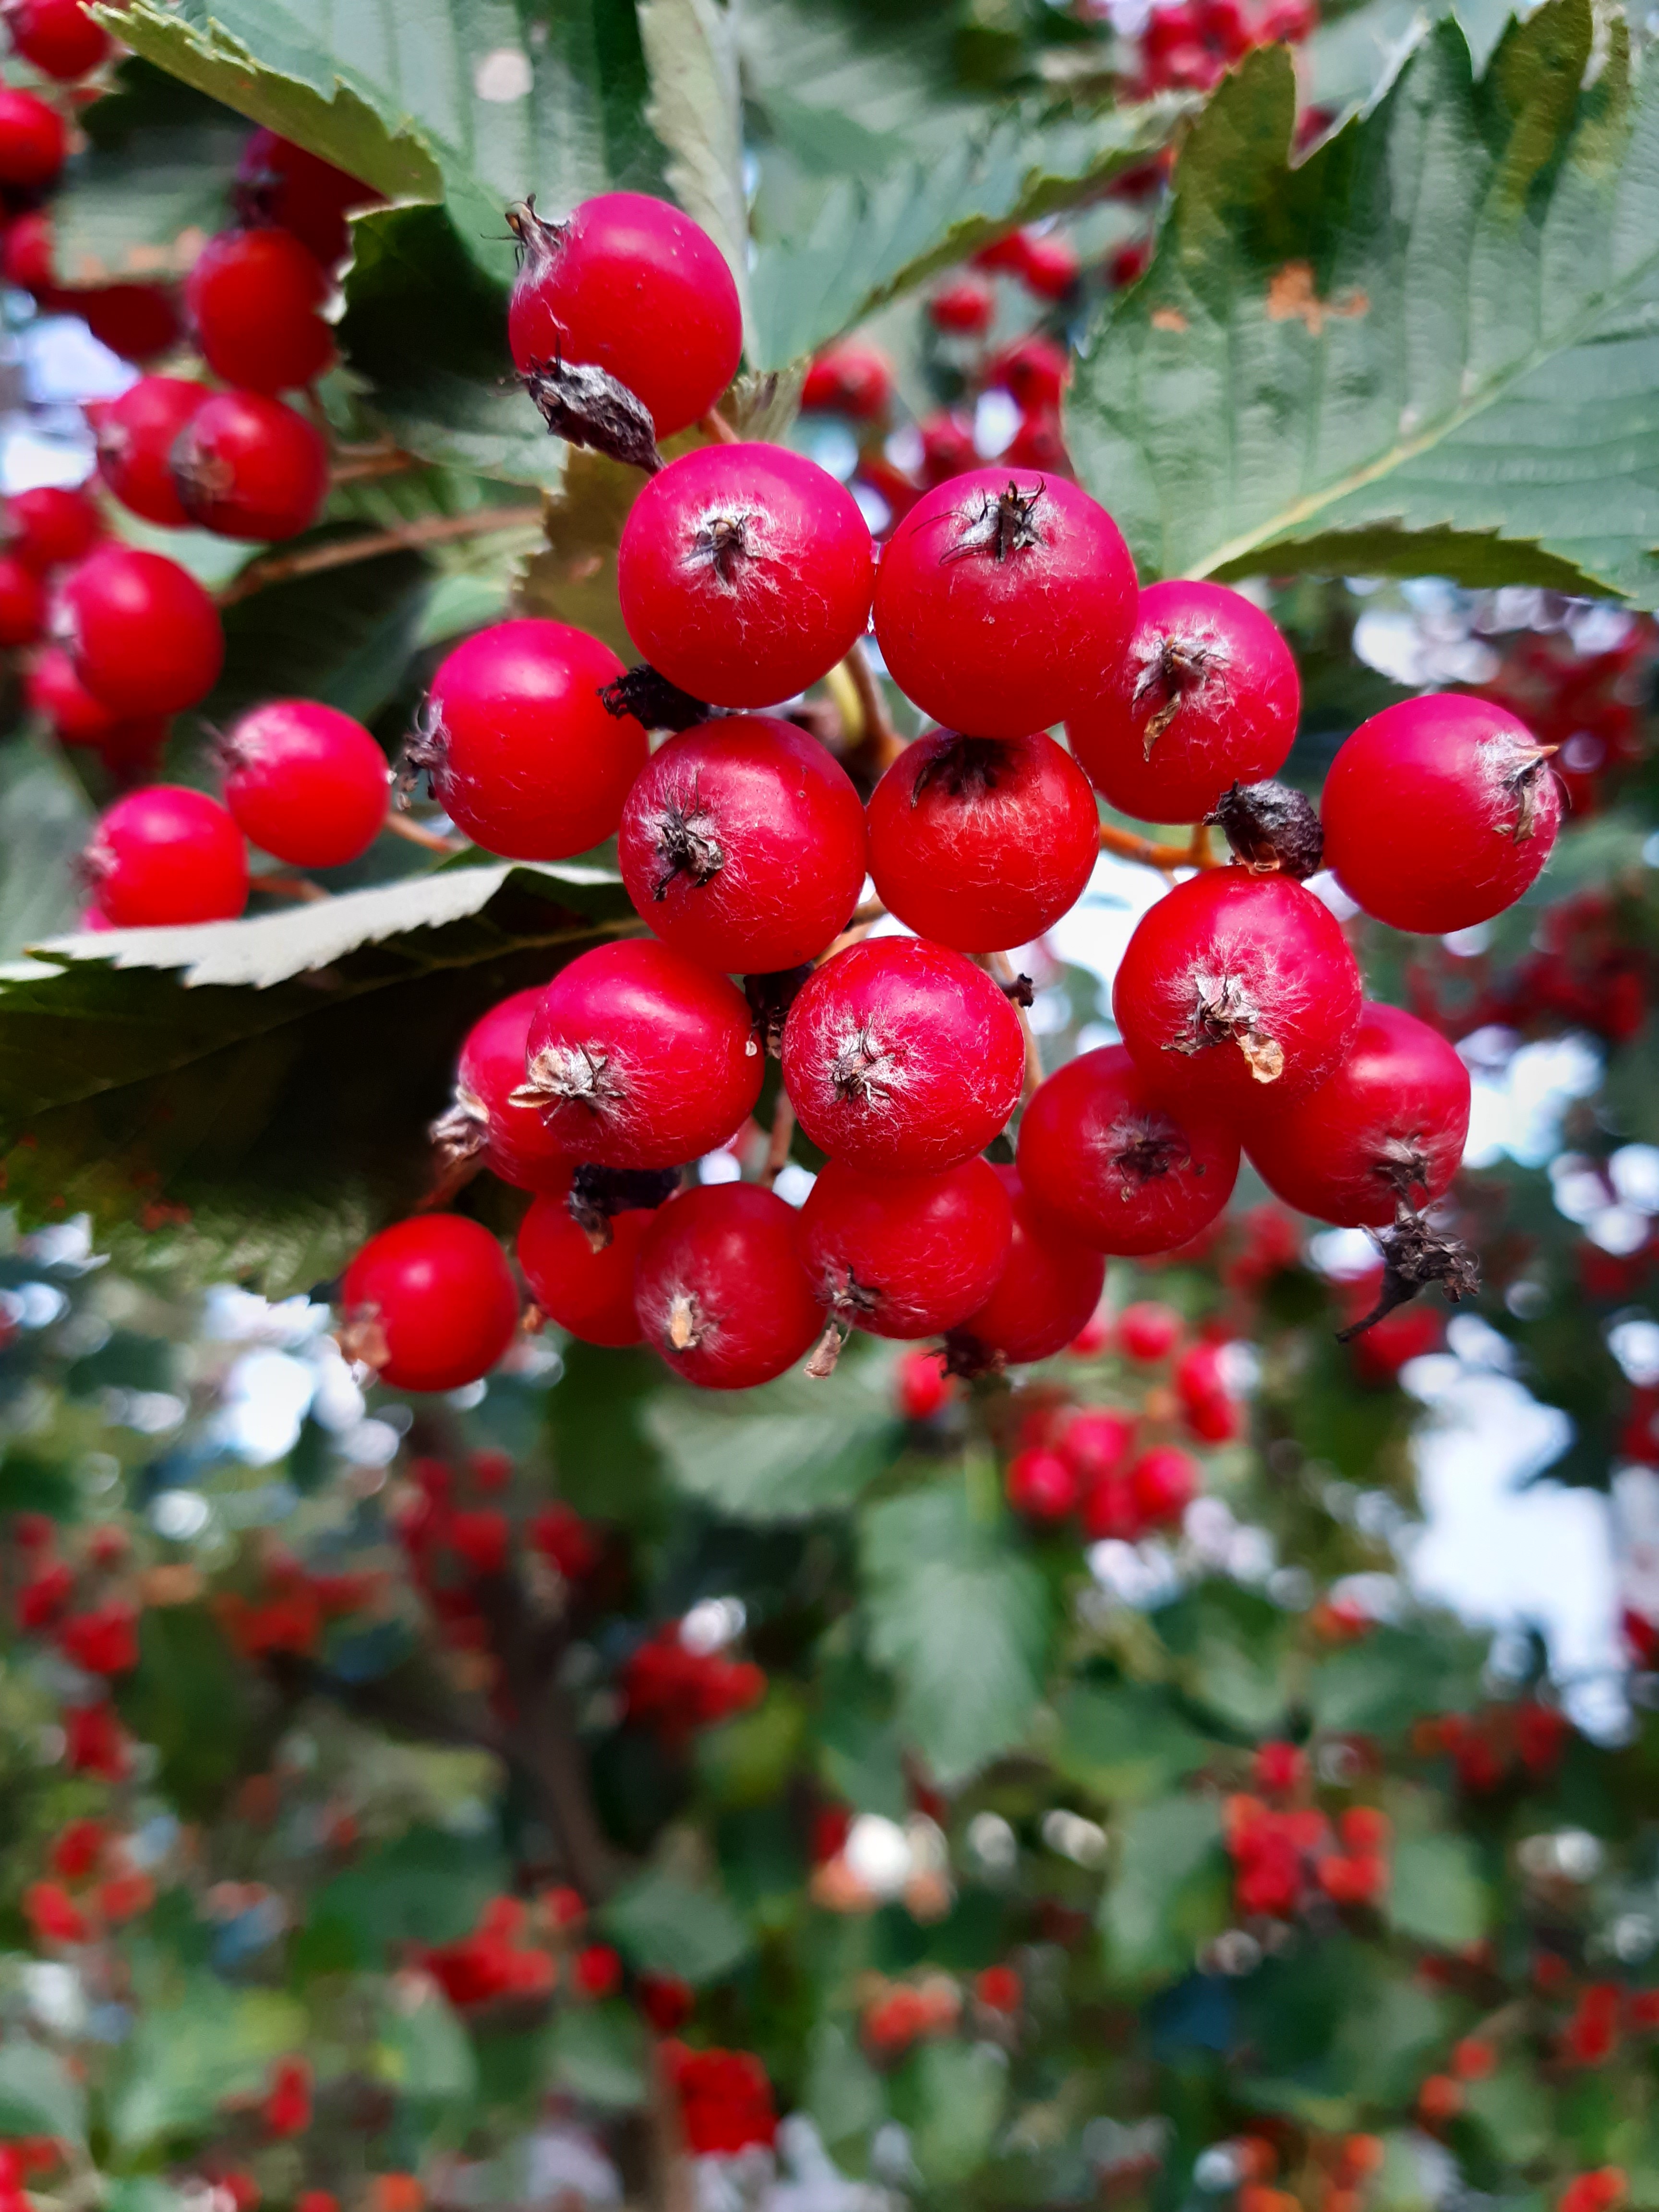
[648,1349,902,1522]
[638,0,753,344]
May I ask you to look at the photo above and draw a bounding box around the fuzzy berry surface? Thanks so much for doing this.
[948,1164,1106,1364]
[184,227,334,393]
[219,699,389,867]
[617,443,874,709]
[797,1155,1014,1339]
[340,1215,519,1394]
[171,390,330,542]
[448,988,577,1194]
[635,1183,824,1390]
[517,1196,650,1349]
[91,376,207,529]
[83,785,249,927]
[781,935,1025,1175]
[60,545,225,716]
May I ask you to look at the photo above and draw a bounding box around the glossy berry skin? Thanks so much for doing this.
[801,340,893,419]
[60,547,225,716]
[340,1215,519,1394]
[75,282,182,365]
[1113,869,1362,1109]
[635,1183,824,1390]
[1321,693,1562,933]
[1067,581,1300,823]
[948,1164,1106,1365]
[235,130,383,269]
[797,1155,1013,1339]
[1240,1001,1471,1227]
[185,228,334,393]
[1006,1446,1080,1520]
[27,649,166,770]
[782,935,1025,1176]
[421,620,648,860]
[618,715,867,972]
[520,939,763,1170]
[448,988,576,1193]
[1130,1443,1198,1527]
[171,390,330,541]
[0,88,66,186]
[1017,1044,1239,1254]
[0,554,44,646]
[6,484,100,573]
[507,192,741,439]
[91,376,206,528]
[867,727,1099,952]
[871,467,1137,738]
[617,444,875,709]
[517,1195,649,1348]
[83,786,248,927]
[1118,1300,1183,1362]
[219,700,388,867]
[6,0,109,77]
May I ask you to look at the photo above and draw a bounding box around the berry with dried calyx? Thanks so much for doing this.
[416,619,648,860]
[618,443,875,709]
[185,227,334,393]
[82,785,249,926]
[635,1183,825,1389]
[0,86,66,186]
[431,987,576,1195]
[618,715,868,973]
[1208,778,1323,878]
[871,466,1137,738]
[1239,1002,1471,1227]
[1333,1202,1480,1341]
[59,546,225,714]
[5,0,109,78]
[517,939,763,1170]
[90,376,207,529]
[517,1193,652,1348]
[1113,868,1362,1106]
[1067,581,1299,824]
[171,390,330,541]
[5,484,100,573]
[1321,693,1562,933]
[866,726,1099,953]
[219,700,388,867]
[0,553,44,646]
[234,129,384,269]
[1016,1044,1240,1253]
[781,935,1026,1176]
[339,1215,519,1393]
[944,1164,1106,1368]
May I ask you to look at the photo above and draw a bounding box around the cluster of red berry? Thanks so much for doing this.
[659,2041,777,2157]
[860,1960,1021,2058]
[0,2140,64,2212]
[1411,1699,1569,1792]
[1223,1745,1392,1919]
[212,1548,383,1661]
[23,1816,154,1945]
[619,1622,767,1745]
[9,1511,139,1777]
[1228,2128,1384,2212]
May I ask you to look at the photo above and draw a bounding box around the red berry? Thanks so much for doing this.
[1018,230,1080,300]
[948,1164,1105,1365]
[508,191,742,438]
[0,87,66,186]
[1067,581,1300,822]
[617,443,874,709]
[1175,1340,1241,1442]
[918,410,977,487]
[618,715,867,972]
[798,1155,1013,1339]
[1130,1443,1197,1525]
[638,1972,694,2032]
[218,700,387,868]
[5,0,109,77]
[1252,1741,1305,1794]
[574,1942,623,1999]
[185,227,334,393]
[50,1815,105,1880]
[1239,1001,1470,1227]
[802,339,893,419]
[1113,869,1361,1108]
[928,278,994,335]
[74,282,181,365]
[1107,240,1151,289]
[27,646,118,745]
[1059,1407,1136,1482]
[90,376,207,528]
[986,335,1069,412]
[1118,1301,1182,1361]
[895,1347,952,1420]
[83,786,248,926]
[2,208,53,292]
[60,546,225,715]
[1006,1444,1080,1519]
[517,1194,650,1348]
[520,939,763,1170]
[866,728,1099,953]
[24,1879,88,1945]
[1081,1469,1142,1541]
[171,389,330,541]
[973,232,1032,275]
[421,619,648,860]
[235,129,384,269]
[6,484,100,573]
[1003,410,1068,473]
[446,988,576,1193]
[0,553,45,646]
[872,466,1137,738]
[1016,1044,1239,1254]
[1321,694,1562,933]
[781,935,1025,1175]
[635,1183,824,1390]
[340,1215,519,1393]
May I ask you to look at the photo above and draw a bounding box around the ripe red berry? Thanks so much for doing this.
[1118,1301,1183,1361]
[1018,230,1080,300]
[517,1193,650,1348]
[617,443,874,709]
[635,1183,824,1389]
[918,411,977,487]
[82,785,249,926]
[5,0,109,76]
[574,1942,624,1999]
[895,1347,952,1420]
[2,208,53,292]
[184,227,334,393]
[1006,1445,1080,1520]
[90,376,207,528]
[781,935,1025,1175]
[219,699,388,866]
[341,1215,519,1393]
[235,129,383,269]
[508,192,741,438]
[0,554,44,646]
[60,547,224,716]
[1321,694,1563,933]
[802,339,893,419]
[986,335,1069,412]
[0,87,65,186]
[1016,1044,1240,1253]
[1130,1443,1198,1525]
[6,483,100,573]
[618,715,868,972]
[1113,869,1361,1108]
[947,1165,1106,1365]
[1067,581,1300,822]
[29,648,132,742]
[171,389,330,541]
[1175,1340,1241,1442]
[928,278,993,335]
[420,619,648,860]
[871,467,1137,739]
[74,282,181,365]
[1060,1408,1136,1483]
[1003,411,1068,474]
[798,1155,1013,1341]
[1239,1001,1470,1227]
[519,939,763,1169]
[445,987,576,1193]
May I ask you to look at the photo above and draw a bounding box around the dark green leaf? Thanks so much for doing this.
[545,2006,649,2109]
[1051,1680,1215,1803]
[0,743,90,964]
[1098,1793,1226,1984]
[114,1603,252,1817]
[1386,1833,1490,1949]
[0,2042,86,2146]
[600,1863,754,1984]
[649,1350,903,1522]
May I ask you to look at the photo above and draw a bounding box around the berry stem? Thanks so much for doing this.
[382,811,467,856]
[697,406,741,444]
[216,504,544,607]
[817,896,888,963]
[761,1091,796,1186]
[1098,817,1221,874]
[249,868,329,904]
[841,638,906,773]
[986,950,1043,1102]
[327,443,418,487]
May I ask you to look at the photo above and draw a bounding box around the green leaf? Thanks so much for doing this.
[1067,1,1659,604]
[905,2041,1008,2188]
[0,2041,87,2146]
[297,1827,506,1976]
[0,743,91,964]
[860,1480,1052,1786]
[1386,1834,1490,1950]
[114,1604,252,1818]
[638,0,753,342]
[545,2005,649,2109]
[373,1986,478,2109]
[649,1348,903,1522]
[1308,1624,1485,1737]
[805,2021,886,2162]
[1051,1680,1215,1804]
[108,1981,306,2152]
[600,1863,754,1984]
[54,59,247,285]
[1099,1793,1226,1984]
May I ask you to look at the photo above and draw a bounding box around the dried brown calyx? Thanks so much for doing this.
[1133,633,1216,756]
[337,1303,389,1375]
[687,510,754,586]
[1334,1200,1480,1341]
[424,1090,491,1207]
[647,781,723,898]
[169,433,231,508]
[396,706,447,806]
[911,733,1010,805]
[805,1270,882,1380]
[1207,779,1324,879]
[829,1021,902,1106]
[1000,972,1036,1008]
[941,479,1045,565]
[744,966,812,1058]
[520,353,664,475]
[665,1289,705,1353]
[1501,742,1560,842]
[942,1328,1006,1380]
[1110,1121,1194,1186]
[599,663,711,733]
[1166,971,1284,1083]
[512,1043,626,1120]
[567,1163,680,1251]
[1374,1134,1435,1205]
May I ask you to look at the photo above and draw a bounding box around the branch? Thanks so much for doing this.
[383,810,467,856]
[987,950,1043,1103]
[250,870,329,904]
[697,406,741,445]
[841,639,907,774]
[1098,817,1220,874]
[761,1091,796,1185]
[217,505,544,607]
